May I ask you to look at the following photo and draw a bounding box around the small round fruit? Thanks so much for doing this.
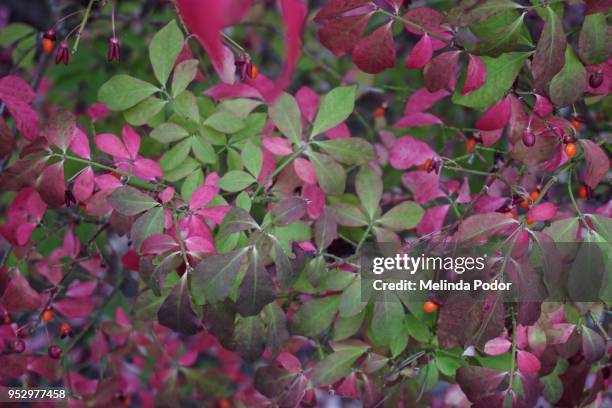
[589,72,603,89]
[48,345,62,359]
[42,30,56,54]
[11,339,25,353]
[564,142,577,158]
[466,138,476,154]
[526,218,535,225]
[374,106,385,118]
[570,119,580,131]
[423,301,438,313]
[250,64,259,79]
[522,129,535,147]
[420,158,432,171]
[60,322,73,339]
[578,184,588,199]
[529,190,540,202]
[42,309,54,322]
[519,199,529,209]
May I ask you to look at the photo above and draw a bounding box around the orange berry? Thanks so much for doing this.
[570,119,580,130]
[529,190,540,202]
[42,309,54,322]
[519,199,530,209]
[503,211,516,219]
[578,184,588,199]
[374,106,385,118]
[564,143,577,158]
[250,64,259,79]
[42,38,55,54]
[217,399,231,408]
[526,218,535,225]
[466,138,476,154]
[423,301,438,313]
[420,158,432,171]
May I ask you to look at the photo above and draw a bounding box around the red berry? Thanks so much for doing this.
[11,339,25,353]
[519,199,529,209]
[48,345,62,359]
[589,72,603,88]
[529,190,540,202]
[42,309,54,322]
[42,30,56,54]
[577,184,589,199]
[564,142,577,158]
[423,301,438,313]
[60,322,73,339]
[250,64,259,79]
[466,138,477,154]
[526,218,535,225]
[374,106,385,118]
[570,119,580,131]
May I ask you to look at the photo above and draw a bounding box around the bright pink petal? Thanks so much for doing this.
[263,136,293,156]
[122,125,141,160]
[389,135,436,169]
[475,97,511,131]
[73,167,95,203]
[133,158,163,180]
[69,127,91,159]
[462,54,486,95]
[94,133,130,160]
[405,33,433,69]
[528,203,557,222]
[416,204,449,235]
[394,112,443,128]
[293,158,318,185]
[517,350,541,374]
[484,337,512,355]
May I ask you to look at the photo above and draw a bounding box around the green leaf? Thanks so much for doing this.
[123,96,167,126]
[218,170,256,192]
[332,310,365,341]
[192,248,249,304]
[191,135,216,164]
[172,59,199,98]
[453,52,529,109]
[314,138,375,165]
[131,206,164,250]
[151,123,189,143]
[107,186,159,216]
[262,302,289,358]
[532,6,567,91]
[204,111,245,134]
[164,157,199,182]
[307,152,346,195]
[469,12,533,56]
[578,13,612,65]
[218,207,259,239]
[549,47,586,107]
[311,86,356,137]
[435,351,465,376]
[377,201,424,232]
[269,92,302,145]
[448,0,523,27]
[149,20,184,86]
[330,202,368,227]
[219,98,262,118]
[181,169,203,202]
[173,90,200,123]
[356,165,382,221]
[0,23,35,46]
[405,314,431,343]
[339,277,369,318]
[159,138,192,172]
[98,75,159,111]
[371,294,405,346]
[241,139,263,178]
[417,361,439,392]
[292,295,340,337]
[311,343,369,386]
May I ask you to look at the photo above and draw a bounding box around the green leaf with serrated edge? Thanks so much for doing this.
[218,207,259,239]
[356,165,382,220]
[204,111,245,133]
[164,157,199,182]
[330,202,368,227]
[311,86,356,137]
[234,315,265,362]
[262,302,289,358]
[218,170,256,192]
[171,59,198,98]
[149,20,184,86]
[549,47,586,107]
[453,52,529,109]
[151,123,189,143]
[307,152,346,195]
[107,186,159,216]
[314,138,375,165]
[219,98,262,118]
[377,201,424,232]
[123,96,166,126]
[192,248,249,304]
[578,13,612,65]
[236,249,276,317]
[181,169,203,202]
[241,139,263,178]
[159,138,192,171]
[269,92,302,145]
[311,343,369,386]
[173,90,200,123]
[190,135,216,164]
[98,75,159,111]
[292,295,340,336]
[157,274,201,335]
[131,206,164,250]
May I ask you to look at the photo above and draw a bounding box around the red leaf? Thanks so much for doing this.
[352,22,396,74]
[86,102,110,123]
[293,158,318,184]
[69,127,91,159]
[133,158,163,180]
[404,87,449,115]
[184,236,215,254]
[531,7,567,91]
[0,117,15,160]
[462,54,486,95]
[517,350,541,374]
[389,135,436,169]
[579,139,609,189]
[423,51,460,92]
[405,34,432,69]
[528,202,557,222]
[0,75,39,140]
[122,125,141,160]
[73,167,95,203]
[313,0,372,22]
[44,106,76,152]
[534,94,553,117]
[37,162,66,207]
[416,204,449,236]
[2,270,41,313]
[318,14,371,56]
[484,337,512,355]
[475,96,511,131]
[402,7,445,36]
[336,372,359,400]
[263,136,293,156]
[394,112,443,128]
[189,185,217,210]
[401,171,446,204]
[54,297,95,319]
[480,128,504,147]
[94,133,130,160]
[141,234,179,255]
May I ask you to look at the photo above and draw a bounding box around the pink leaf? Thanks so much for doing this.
[295,86,320,122]
[484,337,512,355]
[324,123,350,139]
[402,7,446,36]
[336,372,359,400]
[159,187,175,204]
[196,205,231,224]
[69,128,91,159]
[423,51,461,92]
[94,133,130,160]
[65,280,97,298]
[133,159,163,180]
[86,103,110,123]
[95,174,122,191]
[263,136,293,156]
[528,203,557,222]
[462,54,486,95]
[475,97,511,131]
[73,167,95,203]
[405,34,433,69]
[258,147,277,184]
[54,297,95,319]
[317,13,371,57]
[3,270,41,313]
[293,158,318,184]
[0,75,39,141]
[352,22,396,74]
[416,204,449,235]
[404,88,450,115]
[534,94,553,117]
[579,139,609,189]
[37,162,66,207]
[389,136,436,169]
[303,183,325,219]
[122,125,141,160]
[189,185,218,210]
[277,351,302,372]
[394,112,443,128]
[401,171,446,204]
[480,128,504,147]
[44,107,76,152]
[15,222,36,246]
[205,83,263,100]
[141,234,179,255]
[517,350,541,374]
[184,236,215,254]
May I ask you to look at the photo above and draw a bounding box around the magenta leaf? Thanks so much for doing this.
[484,337,512,355]
[54,297,95,319]
[37,162,66,208]
[394,112,443,128]
[389,136,436,169]
[581,326,606,363]
[73,167,95,203]
[293,157,318,185]
[69,127,91,159]
[44,106,76,152]
[405,34,433,69]
[462,54,486,95]
[528,203,557,222]
[141,234,179,255]
[352,22,396,74]
[517,350,541,374]
[94,133,130,160]
[579,139,609,189]
[2,270,41,313]
[531,6,567,91]
[456,366,507,406]
[416,204,449,236]
[0,75,39,141]
[272,197,307,226]
[401,171,446,204]
[423,51,461,92]
[475,96,511,131]
[263,136,293,156]
[456,212,518,244]
[534,94,554,117]
[403,88,450,115]
[318,14,371,57]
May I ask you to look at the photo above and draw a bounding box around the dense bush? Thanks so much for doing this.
[0,0,610,406]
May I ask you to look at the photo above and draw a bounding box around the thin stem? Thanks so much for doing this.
[589,311,610,342]
[508,307,518,392]
[173,213,191,270]
[222,32,246,53]
[71,0,96,54]
[377,9,452,45]
[567,167,588,227]
[355,223,373,254]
